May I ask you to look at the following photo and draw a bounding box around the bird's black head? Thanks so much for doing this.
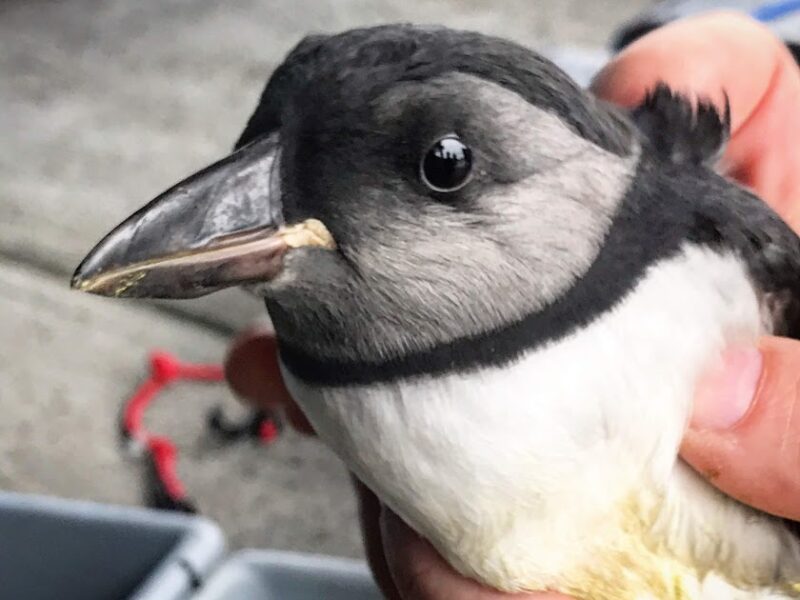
[72,25,646,370]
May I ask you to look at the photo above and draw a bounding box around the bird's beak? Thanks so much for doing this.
[71,134,335,299]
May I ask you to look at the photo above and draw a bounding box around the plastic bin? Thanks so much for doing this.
[0,492,225,600]
[192,550,382,600]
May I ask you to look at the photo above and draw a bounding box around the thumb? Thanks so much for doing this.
[682,337,800,520]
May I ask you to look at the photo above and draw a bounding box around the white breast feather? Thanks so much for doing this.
[282,244,800,599]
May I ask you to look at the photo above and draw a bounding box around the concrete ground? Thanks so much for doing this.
[1,0,650,557]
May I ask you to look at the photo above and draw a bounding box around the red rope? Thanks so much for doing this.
[124,351,225,443]
[122,351,225,507]
[148,436,186,500]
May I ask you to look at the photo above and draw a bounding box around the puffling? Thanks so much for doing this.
[73,25,800,600]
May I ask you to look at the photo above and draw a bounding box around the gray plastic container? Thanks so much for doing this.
[0,492,225,600]
[193,550,382,600]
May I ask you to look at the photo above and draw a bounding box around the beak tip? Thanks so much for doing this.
[70,271,85,290]
[69,264,116,297]
[70,263,93,292]
[70,280,89,293]
[69,275,96,295]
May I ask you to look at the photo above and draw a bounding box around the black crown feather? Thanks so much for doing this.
[632,83,731,167]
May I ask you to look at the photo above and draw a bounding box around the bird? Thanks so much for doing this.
[71,24,800,600]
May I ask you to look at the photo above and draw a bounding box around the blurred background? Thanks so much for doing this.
[0,0,652,558]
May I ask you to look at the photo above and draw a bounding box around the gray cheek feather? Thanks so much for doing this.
[348,153,638,357]
[275,77,641,362]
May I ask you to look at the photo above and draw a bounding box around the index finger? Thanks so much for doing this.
[591,11,800,231]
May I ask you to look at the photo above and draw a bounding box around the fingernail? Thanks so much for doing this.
[692,347,763,430]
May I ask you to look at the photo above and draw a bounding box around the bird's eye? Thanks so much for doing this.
[420,135,473,193]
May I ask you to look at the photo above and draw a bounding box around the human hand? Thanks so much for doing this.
[225,11,800,598]
[593,11,800,522]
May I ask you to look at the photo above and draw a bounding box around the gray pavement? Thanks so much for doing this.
[1,0,649,555]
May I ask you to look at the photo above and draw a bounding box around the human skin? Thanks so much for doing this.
[225,12,800,599]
